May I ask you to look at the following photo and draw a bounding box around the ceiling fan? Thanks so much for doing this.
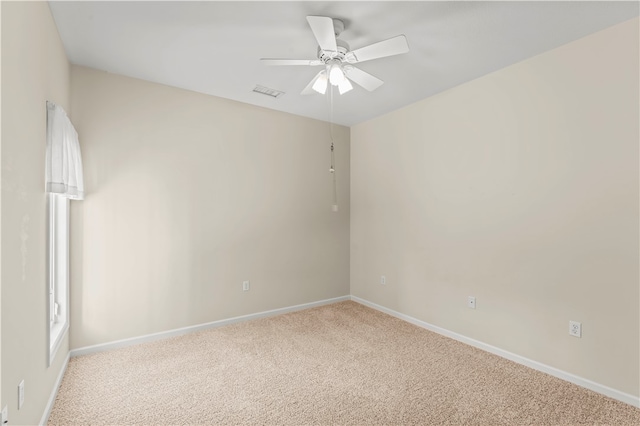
[261,16,410,95]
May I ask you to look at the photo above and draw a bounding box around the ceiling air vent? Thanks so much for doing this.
[253,85,285,98]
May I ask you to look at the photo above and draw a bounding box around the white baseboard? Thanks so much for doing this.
[40,351,70,425]
[350,295,640,408]
[71,295,351,358]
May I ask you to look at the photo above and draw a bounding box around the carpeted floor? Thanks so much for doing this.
[48,301,640,425]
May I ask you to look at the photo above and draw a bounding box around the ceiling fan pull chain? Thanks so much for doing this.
[329,86,335,173]
[331,140,337,211]
[329,86,338,212]
[330,142,335,173]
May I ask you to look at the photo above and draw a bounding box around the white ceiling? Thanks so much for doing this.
[49,1,638,127]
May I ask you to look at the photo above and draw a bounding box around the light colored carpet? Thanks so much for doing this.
[49,301,640,425]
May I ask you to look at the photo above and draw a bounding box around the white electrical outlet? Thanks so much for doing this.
[467,296,476,309]
[380,275,386,285]
[2,405,8,424]
[18,380,24,410]
[242,280,250,292]
[569,321,582,337]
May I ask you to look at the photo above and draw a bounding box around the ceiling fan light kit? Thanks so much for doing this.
[261,15,409,96]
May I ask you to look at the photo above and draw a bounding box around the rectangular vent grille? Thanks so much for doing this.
[253,85,285,98]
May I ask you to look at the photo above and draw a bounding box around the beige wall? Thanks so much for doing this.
[351,17,639,397]
[69,66,350,349]
[0,0,3,411]
[0,0,3,410]
[1,2,71,425]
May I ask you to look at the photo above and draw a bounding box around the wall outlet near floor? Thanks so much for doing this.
[242,280,250,292]
[569,321,582,337]
[380,275,386,285]
[2,405,8,424]
[18,380,25,409]
[467,296,476,309]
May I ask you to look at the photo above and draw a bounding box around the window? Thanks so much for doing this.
[49,192,69,365]
[46,100,83,365]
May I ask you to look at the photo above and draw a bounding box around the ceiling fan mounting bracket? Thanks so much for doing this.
[332,19,345,37]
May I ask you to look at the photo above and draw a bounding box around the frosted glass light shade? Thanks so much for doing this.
[338,78,353,94]
[312,72,328,94]
[329,64,345,86]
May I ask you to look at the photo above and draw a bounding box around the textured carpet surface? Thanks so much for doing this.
[49,301,640,425]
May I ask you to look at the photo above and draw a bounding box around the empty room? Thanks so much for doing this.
[1,1,639,425]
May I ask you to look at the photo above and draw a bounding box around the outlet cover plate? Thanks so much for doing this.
[380,275,386,285]
[468,296,476,309]
[242,280,250,292]
[569,321,582,337]
[18,380,24,409]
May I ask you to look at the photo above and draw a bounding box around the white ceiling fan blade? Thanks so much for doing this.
[301,70,327,95]
[261,59,324,66]
[346,35,409,63]
[306,16,337,53]
[343,66,384,91]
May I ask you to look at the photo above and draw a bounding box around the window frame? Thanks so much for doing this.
[48,192,69,366]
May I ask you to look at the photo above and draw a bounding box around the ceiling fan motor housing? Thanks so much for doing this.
[317,39,350,63]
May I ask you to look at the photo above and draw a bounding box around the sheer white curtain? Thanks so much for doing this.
[45,101,84,200]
